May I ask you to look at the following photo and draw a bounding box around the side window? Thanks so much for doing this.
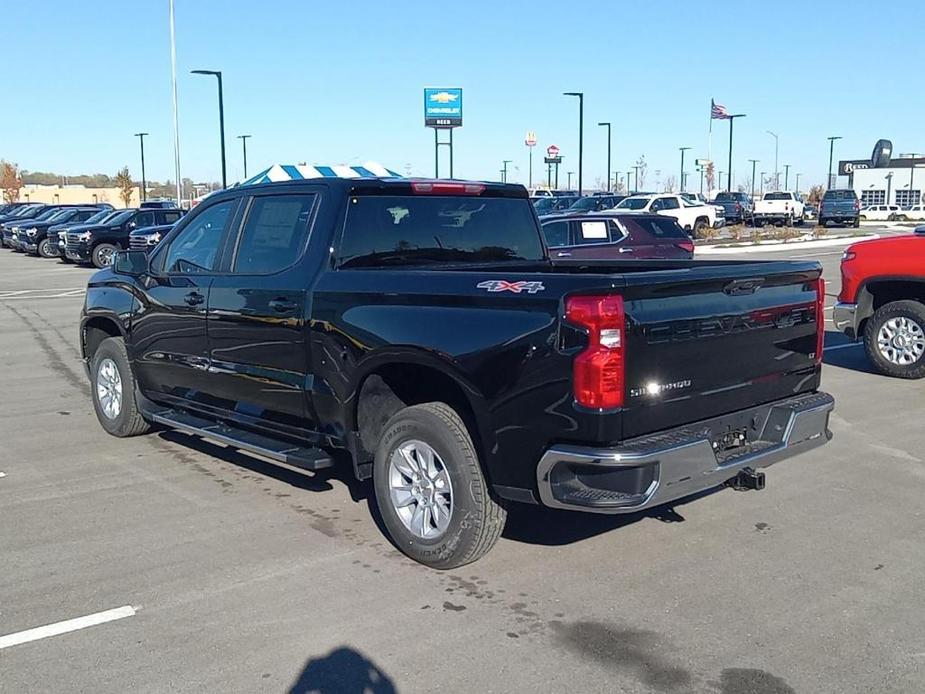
[160,211,182,225]
[573,220,610,245]
[161,200,235,274]
[660,197,681,210]
[133,211,156,228]
[650,199,664,212]
[541,221,569,248]
[608,220,627,243]
[233,194,315,274]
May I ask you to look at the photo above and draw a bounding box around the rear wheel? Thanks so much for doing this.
[92,243,118,268]
[90,337,152,436]
[373,402,506,569]
[863,301,925,379]
[692,219,707,238]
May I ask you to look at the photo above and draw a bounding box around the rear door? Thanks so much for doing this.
[621,216,691,258]
[619,262,822,438]
[157,209,184,226]
[205,190,319,430]
[132,198,240,405]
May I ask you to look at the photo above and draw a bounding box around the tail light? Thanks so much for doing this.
[814,277,825,365]
[735,202,742,212]
[565,295,625,409]
[675,239,695,255]
[411,181,485,195]
[854,199,861,211]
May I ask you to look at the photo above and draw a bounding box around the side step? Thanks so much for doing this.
[146,407,333,471]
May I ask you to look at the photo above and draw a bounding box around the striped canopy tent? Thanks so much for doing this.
[241,162,402,186]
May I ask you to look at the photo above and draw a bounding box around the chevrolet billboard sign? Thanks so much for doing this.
[424,88,462,128]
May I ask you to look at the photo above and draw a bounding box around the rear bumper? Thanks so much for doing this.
[833,302,859,340]
[536,391,834,514]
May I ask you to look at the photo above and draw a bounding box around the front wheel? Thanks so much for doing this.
[92,243,118,268]
[37,238,55,258]
[373,402,506,569]
[692,219,707,238]
[863,301,925,379]
[90,337,152,437]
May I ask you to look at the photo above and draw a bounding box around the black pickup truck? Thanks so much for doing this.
[64,207,184,267]
[80,178,834,568]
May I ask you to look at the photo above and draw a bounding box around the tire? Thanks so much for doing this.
[692,219,707,238]
[90,337,152,437]
[863,301,925,379]
[92,243,118,269]
[818,218,827,228]
[37,238,54,258]
[795,213,805,226]
[373,402,506,569]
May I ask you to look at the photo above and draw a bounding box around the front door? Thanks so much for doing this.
[205,191,319,432]
[132,198,239,406]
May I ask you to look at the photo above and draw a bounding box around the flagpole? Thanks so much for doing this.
[708,99,713,193]
[169,0,182,207]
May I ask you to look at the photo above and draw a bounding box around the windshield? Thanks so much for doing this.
[47,209,76,222]
[568,198,598,211]
[33,208,64,221]
[338,195,545,268]
[84,209,113,224]
[533,198,554,212]
[615,197,651,210]
[12,205,42,217]
[103,210,134,226]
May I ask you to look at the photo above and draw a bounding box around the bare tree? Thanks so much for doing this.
[1,160,23,204]
[635,155,648,191]
[705,162,715,193]
[114,166,135,208]
[663,175,678,193]
[807,184,825,205]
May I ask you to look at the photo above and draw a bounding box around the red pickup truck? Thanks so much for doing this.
[834,228,925,377]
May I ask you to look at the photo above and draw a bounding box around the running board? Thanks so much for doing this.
[146,407,334,471]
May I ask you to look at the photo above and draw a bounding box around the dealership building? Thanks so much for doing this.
[838,154,925,207]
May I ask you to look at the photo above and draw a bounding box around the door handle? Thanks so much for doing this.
[184,291,205,306]
[618,247,635,253]
[556,251,572,257]
[268,298,297,313]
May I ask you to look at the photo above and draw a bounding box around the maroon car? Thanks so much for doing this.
[540,213,694,259]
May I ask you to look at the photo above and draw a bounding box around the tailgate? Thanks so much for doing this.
[619,262,822,439]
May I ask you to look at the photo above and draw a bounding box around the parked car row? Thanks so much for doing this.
[0,202,183,267]
[859,203,925,222]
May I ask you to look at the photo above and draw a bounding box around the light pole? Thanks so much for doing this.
[627,170,633,193]
[902,153,920,205]
[718,170,725,191]
[598,122,612,191]
[567,171,575,189]
[169,0,181,207]
[886,172,894,205]
[726,114,746,192]
[783,164,791,191]
[827,136,842,190]
[612,170,619,192]
[134,132,148,202]
[563,92,584,195]
[501,159,512,183]
[795,173,802,194]
[766,130,779,190]
[760,171,767,196]
[749,159,759,198]
[679,147,691,192]
[633,165,642,193]
[191,69,227,189]
[237,134,251,179]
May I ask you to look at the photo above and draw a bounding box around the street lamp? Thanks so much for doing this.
[627,170,633,193]
[134,132,148,202]
[766,130,779,191]
[725,114,746,192]
[749,159,760,198]
[633,165,642,193]
[501,159,512,183]
[598,122,612,192]
[191,69,227,189]
[783,164,791,191]
[563,92,584,195]
[760,171,767,196]
[567,171,575,189]
[795,173,802,194]
[886,172,894,205]
[237,135,251,180]
[679,147,691,192]
[827,136,842,190]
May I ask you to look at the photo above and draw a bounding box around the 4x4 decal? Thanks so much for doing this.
[476,280,545,294]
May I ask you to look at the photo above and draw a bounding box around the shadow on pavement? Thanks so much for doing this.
[288,647,397,694]
[156,429,372,503]
[822,330,873,374]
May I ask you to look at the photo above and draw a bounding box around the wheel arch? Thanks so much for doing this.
[348,350,491,481]
[857,277,925,336]
[80,314,126,363]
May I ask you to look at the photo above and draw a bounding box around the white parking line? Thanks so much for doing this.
[0,605,136,650]
[824,342,861,352]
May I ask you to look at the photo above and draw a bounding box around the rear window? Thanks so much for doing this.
[823,190,857,200]
[764,192,791,200]
[338,195,545,268]
[623,216,688,239]
[615,197,650,210]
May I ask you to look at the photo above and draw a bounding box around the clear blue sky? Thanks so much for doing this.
[5,0,924,190]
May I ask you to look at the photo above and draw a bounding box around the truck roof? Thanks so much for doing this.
[226,177,529,200]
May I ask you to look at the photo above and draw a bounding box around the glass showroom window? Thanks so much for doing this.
[861,190,886,206]
[895,189,921,207]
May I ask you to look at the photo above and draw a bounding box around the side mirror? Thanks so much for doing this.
[112,250,149,277]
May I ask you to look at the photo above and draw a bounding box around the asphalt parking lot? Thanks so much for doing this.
[1,236,923,694]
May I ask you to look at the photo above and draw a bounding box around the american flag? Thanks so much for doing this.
[711,99,730,120]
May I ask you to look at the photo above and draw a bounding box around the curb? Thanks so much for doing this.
[695,233,880,255]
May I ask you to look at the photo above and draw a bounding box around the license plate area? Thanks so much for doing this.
[711,428,748,455]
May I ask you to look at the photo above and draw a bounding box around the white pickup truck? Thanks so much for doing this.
[752,192,805,226]
[613,194,722,236]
